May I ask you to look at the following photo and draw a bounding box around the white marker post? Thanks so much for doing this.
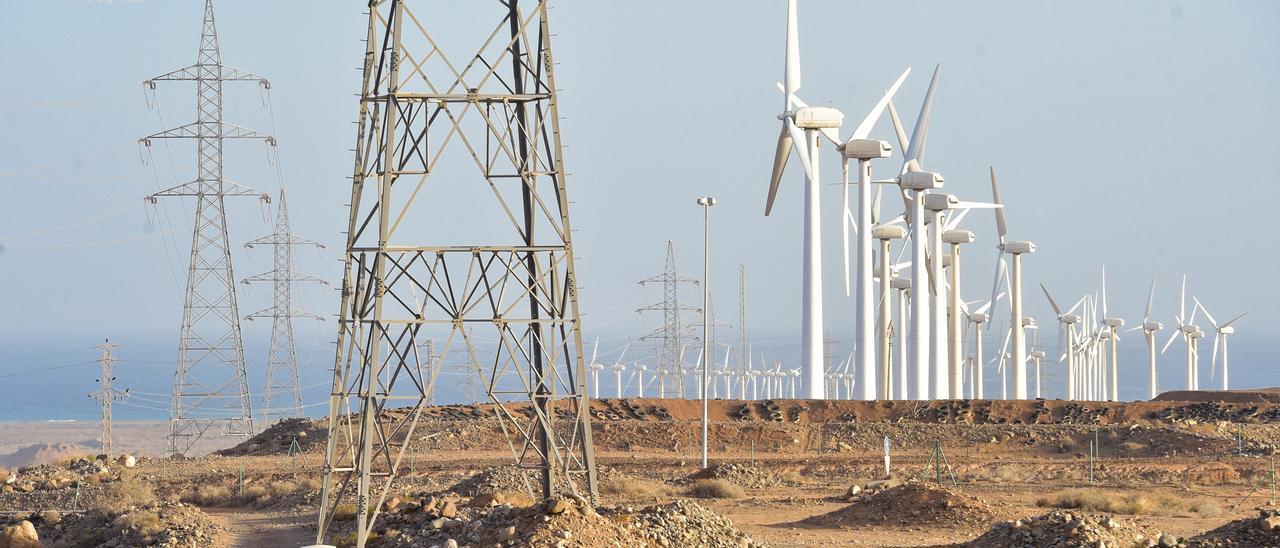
[883,436,892,478]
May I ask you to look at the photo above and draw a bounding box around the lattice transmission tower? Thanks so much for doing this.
[637,241,700,398]
[244,189,325,426]
[140,0,273,455]
[316,2,597,545]
[89,339,129,459]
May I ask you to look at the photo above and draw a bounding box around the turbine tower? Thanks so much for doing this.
[243,189,325,425]
[766,0,842,399]
[140,0,272,455]
[989,167,1035,399]
[315,2,597,545]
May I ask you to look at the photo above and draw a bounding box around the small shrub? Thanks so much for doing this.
[601,476,668,499]
[117,510,164,537]
[298,478,322,491]
[780,471,805,485]
[97,472,156,513]
[1036,489,1210,516]
[1187,498,1222,517]
[267,481,297,498]
[333,502,359,521]
[183,485,233,506]
[243,485,268,500]
[684,479,743,499]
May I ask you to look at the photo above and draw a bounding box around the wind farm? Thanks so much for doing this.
[0,1,1278,547]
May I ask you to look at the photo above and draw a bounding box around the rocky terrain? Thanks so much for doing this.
[4,392,1280,546]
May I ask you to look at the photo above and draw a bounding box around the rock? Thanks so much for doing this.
[1158,533,1178,547]
[845,485,862,498]
[500,525,517,541]
[443,539,458,548]
[115,454,136,468]
[863,478,902,491]
[1,520,42,548]
[546,498,570,515]
[468,492,506,508]
[1262,515,1280,532]
[440,500,458,519]
[386,496,403,511]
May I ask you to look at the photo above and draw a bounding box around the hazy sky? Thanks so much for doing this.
[1,0,1278,416]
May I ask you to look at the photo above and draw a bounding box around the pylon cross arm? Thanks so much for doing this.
[146,63,268,86]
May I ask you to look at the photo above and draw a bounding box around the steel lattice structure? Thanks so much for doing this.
[89,339,128,459]
[244,189,325,426]
[637,241,700,398]
[141,0,272,455]
[316,1,597,545]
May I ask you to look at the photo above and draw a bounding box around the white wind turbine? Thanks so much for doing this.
[587,338,604,398]
[634,364,648,398]
[873,224,907,399]
[610,342,631,399]
[988,166,1035,399]
[1099,267,1125,401]
[1161,275,1200,390]
[1193,297,1246,391]
[1041,284,1084,400]
[888,65,943,400]
[766,0,843,400]
[1125,277,1163,399]
[805,68,912,402]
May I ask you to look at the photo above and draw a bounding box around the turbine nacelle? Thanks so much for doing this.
[1061,313,1080,324]
[969,312,989,324]
[793,106,844,129]
[872,225,906,240]
[1030,350,1046,359]
[1144,321,1164,331]
[1002,240,1036,255]
[900,171,944,191]
[943,229,975,245]
[1022,316,1038,329]
[923,193,958,211]
[890,277,911,290]
[1219,326,1235,335]
[1103,318,1125,328]
[842,138,892,159]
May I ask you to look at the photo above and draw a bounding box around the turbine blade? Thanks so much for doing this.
[887,100,909,153]
[842,160,852,296]
[989,165,1007,241]
[1221,312,1247,328]
[1193,297,1217,328]
[1040,283,1063,317]
[1211,333,1220,380]
[766,123,793,216]
[1179,274,1187,323]
[849,67,912,141]
[784,0,800,99]
[786,121,815,180]
[1161,321,1180,354]
[1144,275,1156,322]
[902,64,940,174]
[1101,265,1109,319]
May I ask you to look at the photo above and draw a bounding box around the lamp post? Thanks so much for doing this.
[696,196,716,469]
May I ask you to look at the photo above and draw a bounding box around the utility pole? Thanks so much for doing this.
[638,241,701,398]
[738,264,746,374]
[316,2,598,545]
[141,0,272,455]
[244,189,325,426]
[89,339,129,459]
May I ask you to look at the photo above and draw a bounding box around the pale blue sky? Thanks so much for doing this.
[1,1,1278,418]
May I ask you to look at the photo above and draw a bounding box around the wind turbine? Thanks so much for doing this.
[890,65,944,400]
[1097,267,1125,401]
[1193,297,1246,391]
[989,166,1035,399]
[610,342,631,399]
[891,276,912,399]
[1126,277,1163,399]
[1041,284,1084,400]
[634,364,648,398]
[1161,275,1199,390]
[766,0,843,400]
[873,224,906,399]
[961,297,998,400]
[587,338,604,398]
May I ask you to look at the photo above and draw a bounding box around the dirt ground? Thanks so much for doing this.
[5,395,1280,546]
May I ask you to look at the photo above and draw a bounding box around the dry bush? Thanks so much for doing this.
[684,479,743,499]
[97,472,156,513]
[243,485,268,500]
[1036,489,1217,517]
[298,478,322,491]
[333,502,359,521]
[267,481,297,498]
[780,471,806,485]
[183,485,233,506]
[601,476,669,499]
[116,510,164,537]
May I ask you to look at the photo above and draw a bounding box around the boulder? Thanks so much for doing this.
[0,520,42,548]
[467,493,505,508]
[1262,515,1280,532]
[439,501,457,519]
[115,454,136,468]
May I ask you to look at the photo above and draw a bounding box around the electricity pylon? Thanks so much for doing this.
[88,339,129,459]
[316,2,598,545]
[140,0,272,455]
[638,241,701,397]
[244,189,325,426]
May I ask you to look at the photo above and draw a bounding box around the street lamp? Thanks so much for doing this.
[696,196,716,469]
